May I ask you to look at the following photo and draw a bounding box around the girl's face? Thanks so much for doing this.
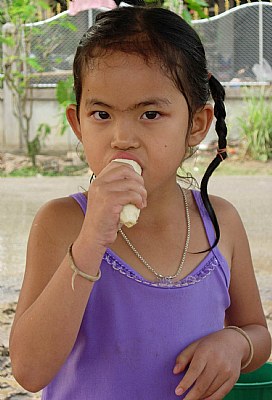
[67,51,212,194]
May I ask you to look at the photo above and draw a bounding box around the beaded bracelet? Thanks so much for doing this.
[68,243,101,291]
[225,326,254,370]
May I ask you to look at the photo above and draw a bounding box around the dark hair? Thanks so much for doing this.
[73,6,227,248]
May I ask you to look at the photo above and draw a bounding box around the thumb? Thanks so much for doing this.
[173,340,200,374]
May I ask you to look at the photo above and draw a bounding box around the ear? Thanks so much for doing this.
[66,104,82,142]
[188,104,214,147]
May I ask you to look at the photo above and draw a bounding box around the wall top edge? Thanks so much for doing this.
[0,85,271,101]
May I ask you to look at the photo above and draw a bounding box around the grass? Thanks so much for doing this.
[0,165,88,177]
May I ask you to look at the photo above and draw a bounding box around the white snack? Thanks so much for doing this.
[114,158,142,228]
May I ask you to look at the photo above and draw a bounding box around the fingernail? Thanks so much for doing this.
[173,364,180,374]
[175,387,184,396]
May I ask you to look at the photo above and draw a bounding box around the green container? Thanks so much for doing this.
[224,362,272,400]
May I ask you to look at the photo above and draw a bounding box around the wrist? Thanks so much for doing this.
[80,218,118,249]
[71,236,106,273]
[225,326,254,370]
[68,243,102,291]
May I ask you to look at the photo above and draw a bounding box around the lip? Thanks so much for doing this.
[110,152,143,169]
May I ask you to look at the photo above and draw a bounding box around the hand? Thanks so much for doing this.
[173,329,244,399]
[79,161,147,248]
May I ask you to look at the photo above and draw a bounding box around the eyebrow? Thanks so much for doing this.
[85,97,172,111]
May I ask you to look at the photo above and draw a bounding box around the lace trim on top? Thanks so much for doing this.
[103,250,219,288]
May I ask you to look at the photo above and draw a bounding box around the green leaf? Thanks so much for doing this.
[37,123,51,139]
[0,36,16,47]
[49,19,77,32]
[193,7,208,18]
[37,0,49,10]
[55,57,63,65]
[26,57,44,72]
[182,9,192,23]
[61,21,78,32]
[186,0,208,7]
[56,77,75,105]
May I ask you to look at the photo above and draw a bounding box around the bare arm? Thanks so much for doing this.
[173,198,271,400]
[224,202,271,372]
[9,162,147,392]
[9,199,106,392]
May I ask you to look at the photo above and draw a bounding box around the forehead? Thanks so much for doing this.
[80,52,189,114]
[84,51,161,75]
[81,51,177,93]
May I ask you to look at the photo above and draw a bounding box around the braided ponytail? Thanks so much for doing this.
[200,75,228,248]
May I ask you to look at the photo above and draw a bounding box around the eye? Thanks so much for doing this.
[92,111,110,120]
[141,111,161,120]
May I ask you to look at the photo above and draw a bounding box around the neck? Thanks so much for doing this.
[136,180,185,230]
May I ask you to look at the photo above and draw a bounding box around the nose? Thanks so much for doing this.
[110,119,140,150]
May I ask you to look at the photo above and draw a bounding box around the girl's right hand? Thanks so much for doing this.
[78,161,147,249]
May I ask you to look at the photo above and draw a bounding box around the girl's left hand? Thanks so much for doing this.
[173,329,244,399]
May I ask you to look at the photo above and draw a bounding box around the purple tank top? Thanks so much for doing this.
[42,190,230,399]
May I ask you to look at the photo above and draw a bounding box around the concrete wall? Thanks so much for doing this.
[0,87,77,153]
[0,86,271,152]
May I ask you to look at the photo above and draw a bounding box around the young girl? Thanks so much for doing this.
[9,5,271,400]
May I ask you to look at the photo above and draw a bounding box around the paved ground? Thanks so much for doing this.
[0,175,271,399]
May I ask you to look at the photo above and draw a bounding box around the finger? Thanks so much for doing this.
[175,358,206,397]
[110,190,147,212]
[173,341,199,375]
[111,181,147,209]
[201,367,239,399]
[202,378,237,400]
[91,178,147,208]
[182,365,226,400]
[108,178,147,199]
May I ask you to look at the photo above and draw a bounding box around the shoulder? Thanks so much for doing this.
[209,194,241,223]
[209,193,246,240]
[29,194,86,250]
[200,192,248,265]
[24,194,87,289]
[208,193,256,273]
[37,194,85,220]
[193,190,243,228]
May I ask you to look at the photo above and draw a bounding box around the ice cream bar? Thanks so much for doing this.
[113,159,142,228]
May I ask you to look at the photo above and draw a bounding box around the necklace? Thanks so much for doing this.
[118,187,190,285]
